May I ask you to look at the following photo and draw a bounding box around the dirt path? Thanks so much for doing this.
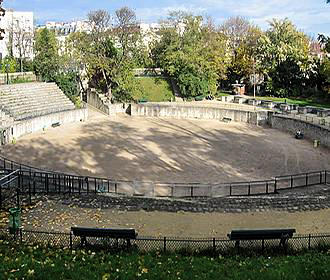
[21,198,330,237]
[1,110,330,183]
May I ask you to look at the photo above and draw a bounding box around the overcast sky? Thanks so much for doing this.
[4,0,330,36]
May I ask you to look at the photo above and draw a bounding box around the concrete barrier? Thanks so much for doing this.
[5,108,88,143]
[130,103,269,126]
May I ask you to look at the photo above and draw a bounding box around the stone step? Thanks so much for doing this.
[0,94,71,106]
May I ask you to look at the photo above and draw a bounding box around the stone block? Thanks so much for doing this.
[154,184,172,197]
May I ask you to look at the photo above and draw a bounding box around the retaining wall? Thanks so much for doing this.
[130,103,269,126]
[1,108,88,144]
[270,114,330,149]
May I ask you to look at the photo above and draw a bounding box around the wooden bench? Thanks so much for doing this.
[51,122,60,128]
[71,227,138,248]
[228,229,296,249]
[222,117,232,123]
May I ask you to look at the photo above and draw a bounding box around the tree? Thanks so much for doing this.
[257,19,311,97]
[68,8,141,102]
[0,0,5,40]
[151,12,229,99]
[318,34,330,53]
[34,28,59,81]
[220,16,262,86]
[7,20,34,72]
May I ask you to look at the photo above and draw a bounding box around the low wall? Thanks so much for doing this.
[87,90,110,115]
[0,72,37,84]
[270,114,330,148]
[130,103,269,126]
[3,108,88,143]
[87,89,129,115]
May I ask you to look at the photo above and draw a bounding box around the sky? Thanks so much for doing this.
[4,0,330,36]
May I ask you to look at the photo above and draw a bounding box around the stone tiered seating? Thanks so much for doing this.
[0,82,75,121]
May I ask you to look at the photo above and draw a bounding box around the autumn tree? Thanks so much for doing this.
[68,8,141,102]
[220,16,262,86]
[257,19,312,97]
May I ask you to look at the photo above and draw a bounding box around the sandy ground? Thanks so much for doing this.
[20,198,330,237]
[1,109,330,184]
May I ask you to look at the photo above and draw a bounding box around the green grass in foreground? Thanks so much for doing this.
[133,77,174,102]
[1,242,330,280]
[254,96,330,108]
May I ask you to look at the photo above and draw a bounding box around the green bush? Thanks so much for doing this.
[54,72,81,108]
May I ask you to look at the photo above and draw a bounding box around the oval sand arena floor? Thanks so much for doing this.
[2,110,330,183]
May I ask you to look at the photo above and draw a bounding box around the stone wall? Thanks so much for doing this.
[87,89,129,115]
[270,114,330,148]
[86,89,110,115]
[130,103,269,126]
[2,108,88,144]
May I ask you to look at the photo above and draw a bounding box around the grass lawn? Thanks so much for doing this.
[217,91,231,97]
[254,96,330,108]
[1,242,330,280]
[133,77,174,102]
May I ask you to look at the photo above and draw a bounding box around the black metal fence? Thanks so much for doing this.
[0,228,330,256]
[0,156,329,202]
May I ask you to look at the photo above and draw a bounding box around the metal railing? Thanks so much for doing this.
[0,155,329,201]
[0,169,20,208]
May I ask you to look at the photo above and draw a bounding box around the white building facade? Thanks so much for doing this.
[0,9,34,60]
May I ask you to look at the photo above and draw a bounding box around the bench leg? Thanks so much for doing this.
[81,236,87,247]
[126,239,131,249]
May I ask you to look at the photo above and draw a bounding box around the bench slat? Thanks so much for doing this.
[228,229,296,240]
[71,227,137,239]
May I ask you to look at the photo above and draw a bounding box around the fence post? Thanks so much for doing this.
[290,176,293,189]
[16,188,20,208]
[164,237,166,253]
[70,231,73,250]
[213,238,216,255]
[320,171,322,184]
[18,172,21,190]
[19,228,23,243]
[95,178,97,193]
[274,178,277,194]
[248,183,251,196]
[78,178,81,194]
[326,171,328,184]
[190,186,193,198]
[0,183,2,209]
[33,173,36,195]
[28,179,32,205]
[306,173,308,186]
[229,184,232,196]
[308,234,311,250]
[46,173,49,194]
